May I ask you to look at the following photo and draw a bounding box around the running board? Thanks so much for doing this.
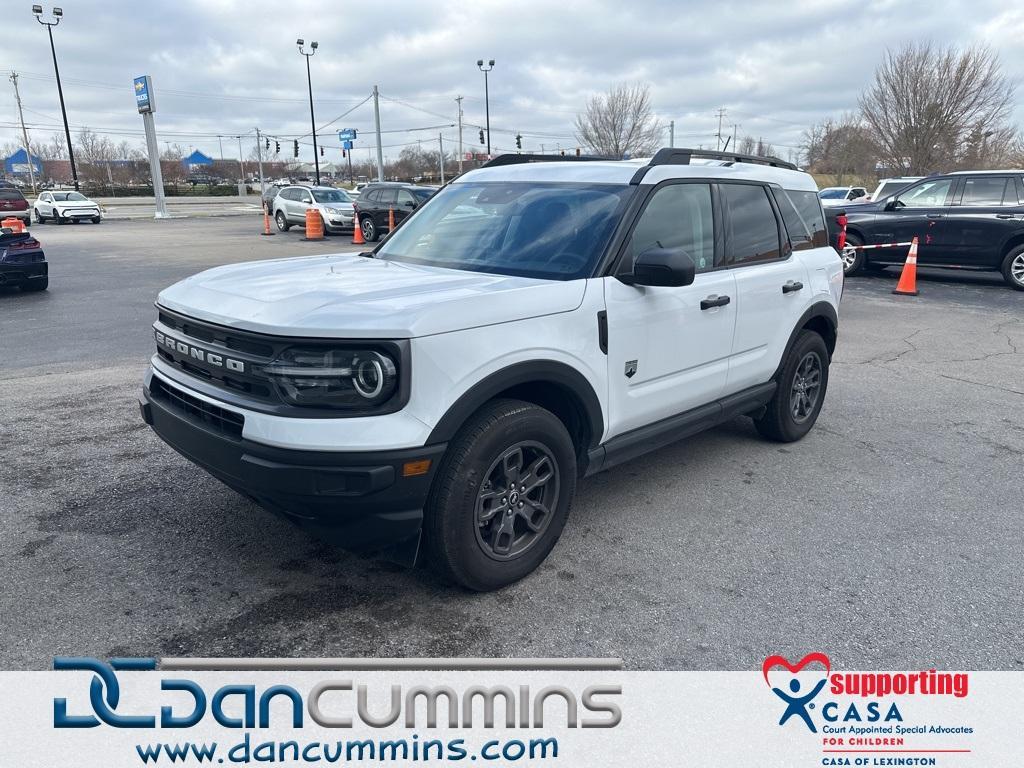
[585,382,777,476]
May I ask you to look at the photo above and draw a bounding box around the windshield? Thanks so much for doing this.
[375,182,633,281]
[53,192,88,202]
[818,188,846,199]
[312,189,351,204]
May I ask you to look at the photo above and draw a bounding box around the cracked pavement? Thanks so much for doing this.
[1,219,1022,670]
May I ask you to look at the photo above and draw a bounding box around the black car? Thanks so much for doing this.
[0,228,47,292]
[840,171,1024,290]
[354,182,436,241]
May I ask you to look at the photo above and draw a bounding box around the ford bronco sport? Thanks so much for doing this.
[140,148,843,591]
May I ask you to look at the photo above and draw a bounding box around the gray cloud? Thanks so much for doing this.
[2,0,1022,164]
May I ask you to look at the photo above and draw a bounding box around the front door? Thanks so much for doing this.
[604,181,737,438]
[871,176,956,263]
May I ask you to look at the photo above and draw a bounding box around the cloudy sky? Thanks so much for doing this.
[3,0,1024,167]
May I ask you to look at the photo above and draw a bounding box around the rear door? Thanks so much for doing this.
[941,175,1022,267]
[721,182,810,393]
[395,188,417,224]
[377,188,398,227]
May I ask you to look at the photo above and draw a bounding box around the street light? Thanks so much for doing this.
[477,59,494,156]
[32,4,79,190]
[297,38,320,185]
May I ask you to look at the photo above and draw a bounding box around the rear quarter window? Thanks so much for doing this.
[778,189,828,249]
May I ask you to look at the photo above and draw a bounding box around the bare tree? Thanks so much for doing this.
[860,42,1017,174]
[735,135,777,159]
[575,83,663,158]
[802,115,878,184]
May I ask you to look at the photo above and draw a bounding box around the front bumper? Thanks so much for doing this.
[140,373,446,564]
[0,260,47,286]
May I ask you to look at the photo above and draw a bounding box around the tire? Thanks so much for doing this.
[56,215,67,225]
[1000,245,1024,291]
[424,399,577,591]
[755,330,830,442]
[361,215,378,242]
[275,210,290,232]
[21,276,48,292]
[91,216,101,224]
[33,208,45,224]
[840,233,864,276]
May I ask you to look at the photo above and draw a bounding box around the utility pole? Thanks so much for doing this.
[715,107,727,151]
[455,95,464,174]
[255,127,266,199]
[439,133,445,185]
[732,123,739,151]
[669,120,674,148]
[372,85,384,181]
[9,72,37,194]
[236,135,245,194]
[217,135,224,160]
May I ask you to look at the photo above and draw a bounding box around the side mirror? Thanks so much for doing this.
[623,247,696,287]
[884,198,902,212]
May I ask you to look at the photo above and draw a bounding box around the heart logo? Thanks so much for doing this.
[762,652,831,686]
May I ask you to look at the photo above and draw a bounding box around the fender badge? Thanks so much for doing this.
[624,360,637,378]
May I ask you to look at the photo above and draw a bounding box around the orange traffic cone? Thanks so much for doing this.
[352,211,365,245]
[388,207,395,232]
[261,208,275,236]
[892,236,920,296]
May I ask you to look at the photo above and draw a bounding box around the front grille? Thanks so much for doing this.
[151,377,244,438]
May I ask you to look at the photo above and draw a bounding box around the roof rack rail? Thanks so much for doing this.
[481,153,616,168]
[648,147,797,171]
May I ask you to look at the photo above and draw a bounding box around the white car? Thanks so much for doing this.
[141,148,843,590]
[33,190,102,224]
[867,177,923,202]
[818,186,868,206]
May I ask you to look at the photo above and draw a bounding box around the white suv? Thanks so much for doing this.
[140,149,843,591]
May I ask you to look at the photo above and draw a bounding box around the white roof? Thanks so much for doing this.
[455,157,818,191]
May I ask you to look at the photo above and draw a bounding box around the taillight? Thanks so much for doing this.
[6,238,39,250]
[836,213,848,251]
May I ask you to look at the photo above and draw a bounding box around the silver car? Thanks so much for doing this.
[273,185,355,234]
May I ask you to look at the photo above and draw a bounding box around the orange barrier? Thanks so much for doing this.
[303,208,324,241]
[261,208,275,237]
[388,207,396,232]
[2,217,26,233]
[352,211,365,245]
[892,237,920,296]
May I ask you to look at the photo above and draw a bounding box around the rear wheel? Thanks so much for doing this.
[840,233,864,276]
[424,399,576,591]
[1001,245,1024,291]
[755,331,830,442]
[361,215,378,242]
[275,210,290,232]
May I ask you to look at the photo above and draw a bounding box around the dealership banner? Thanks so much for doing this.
[1,657,1020,766]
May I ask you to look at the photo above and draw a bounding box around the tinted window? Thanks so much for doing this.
[0,189,25,200]
[397,189,416,207]
[311,189,350,203]
[627,183,715,272]
[897,178,953,208]
[722,184,781,264]
[412,188,434,201]
[378,188,398,205]
[819,189,846,199]
[777,189,828,250]
[376,182,632,281]
[875,181,913,200]
[960,177,1011,206]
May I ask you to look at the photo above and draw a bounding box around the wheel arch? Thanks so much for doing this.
[426,361,605,474]
[999,231,1024,261]
[773,302,838,381]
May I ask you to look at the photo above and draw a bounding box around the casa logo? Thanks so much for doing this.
[762,652,968,735]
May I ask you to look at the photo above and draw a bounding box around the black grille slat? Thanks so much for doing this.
[152,378,244,438]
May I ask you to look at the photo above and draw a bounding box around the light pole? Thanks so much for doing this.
[32,4,79,190]
[297,38,320,185]
[476,59,494,156]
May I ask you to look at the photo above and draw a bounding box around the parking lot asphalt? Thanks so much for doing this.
[1,217,1022,670]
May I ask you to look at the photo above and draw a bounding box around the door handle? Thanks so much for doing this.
[782,280,804,294]
[926,213,944,219]
[700,294,731,310]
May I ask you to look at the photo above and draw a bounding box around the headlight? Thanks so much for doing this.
[261,347,398,409]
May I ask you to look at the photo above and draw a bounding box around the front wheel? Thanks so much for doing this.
[275,211,290,232]
[91,216,101,224]
[34,208,45,224]
[1001,245,1024,291]
[840,233,864,276]
[424,399,577,591]
[361,215,378,242]
[755,330,830,442]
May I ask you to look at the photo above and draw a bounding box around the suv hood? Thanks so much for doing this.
[157,253,587,338]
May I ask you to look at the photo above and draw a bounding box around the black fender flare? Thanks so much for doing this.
[772,302,839,381]
[426,360,605,448]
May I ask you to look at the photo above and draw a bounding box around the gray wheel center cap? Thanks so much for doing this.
[509,491,520,505]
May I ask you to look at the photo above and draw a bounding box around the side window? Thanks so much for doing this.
[775,189,827,250]
[378,188,398,206]
[721,184,782,265]
[960,177,1011,206]
[626,183,715,272]
[397,189,416,207]
[897,178,953,208]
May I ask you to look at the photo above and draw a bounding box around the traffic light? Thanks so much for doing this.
[342,149,347,158]
[265,138,270,151]
[320,145,324,156]
[293,140,299,158]
[275,141,280,154]
[515,133,522,150]
[479,129,485,145]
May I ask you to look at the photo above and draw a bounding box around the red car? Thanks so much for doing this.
[0,184,31,225]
